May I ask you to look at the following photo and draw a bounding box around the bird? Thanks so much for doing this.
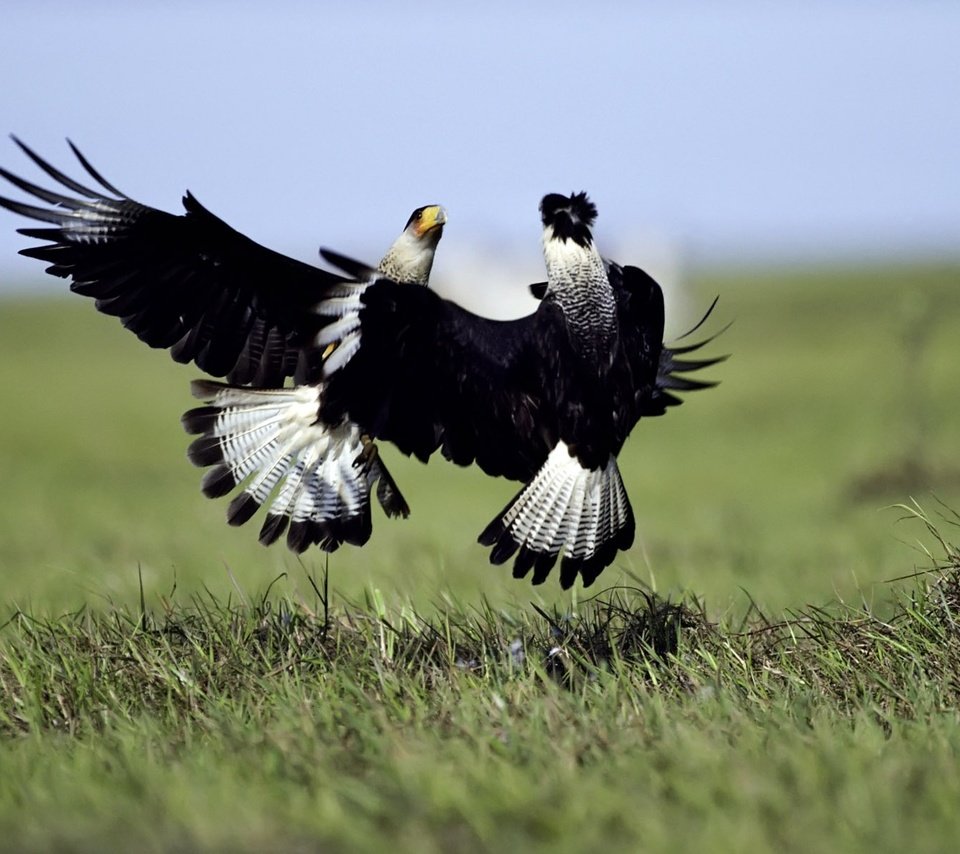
[307,192,724,587]
[0,140,723,589]
[0,137,445,553]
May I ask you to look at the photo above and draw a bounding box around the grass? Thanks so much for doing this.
[2,505,960,852]
[1,261,960,851]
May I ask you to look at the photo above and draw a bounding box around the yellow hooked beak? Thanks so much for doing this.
[412,204,447,238]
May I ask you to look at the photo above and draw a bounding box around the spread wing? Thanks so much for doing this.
[318,274,573,482]
[0,138,345,385]
[612,264,726,417]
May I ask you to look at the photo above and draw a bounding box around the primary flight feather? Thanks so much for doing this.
[0,140,723,588]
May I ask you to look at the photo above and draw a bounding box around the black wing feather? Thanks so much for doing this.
[12,136,116,199]
[612,265,725,417]
[0,140,345,384]
[609,264,666,412]
[321,266,722,482]
[321,282,567,482]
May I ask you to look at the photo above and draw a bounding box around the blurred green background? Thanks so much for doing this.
[2,262,957,615]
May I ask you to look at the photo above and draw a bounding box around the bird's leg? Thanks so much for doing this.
[354,434,379,470]
[353,435,411,518]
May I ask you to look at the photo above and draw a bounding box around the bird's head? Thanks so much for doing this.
[378,204,447,285]
[539,192,597,248]
[405,204,447,243]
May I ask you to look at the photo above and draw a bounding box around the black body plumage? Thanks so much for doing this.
[318,254,711,476]
[313,192,723,585]
[0,141,724,589]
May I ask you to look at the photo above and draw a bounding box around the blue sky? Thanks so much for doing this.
[1,1,958,297]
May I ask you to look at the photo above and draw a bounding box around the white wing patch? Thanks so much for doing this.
[312,281,370,377]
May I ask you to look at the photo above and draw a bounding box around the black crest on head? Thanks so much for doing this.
[539,192,597,247]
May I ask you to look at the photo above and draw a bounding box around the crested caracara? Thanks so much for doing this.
[0,140,722,588]
[0,138,444,552]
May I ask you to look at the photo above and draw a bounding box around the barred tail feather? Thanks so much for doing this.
[478,442,635,589]
[181,380,408,553]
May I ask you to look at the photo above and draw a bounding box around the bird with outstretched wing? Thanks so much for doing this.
[0,140,723,588]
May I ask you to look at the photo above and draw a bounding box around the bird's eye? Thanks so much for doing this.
[414,210,422,220]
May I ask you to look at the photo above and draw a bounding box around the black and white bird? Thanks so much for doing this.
[184,201,448,553]
[0,138,445,552]
[0,140,722,589]
[308,192,723,587]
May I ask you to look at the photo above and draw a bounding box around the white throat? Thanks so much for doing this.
[378,230,438,285]
[541,228,605,292]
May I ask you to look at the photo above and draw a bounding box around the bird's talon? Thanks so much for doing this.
[354,435,379,469]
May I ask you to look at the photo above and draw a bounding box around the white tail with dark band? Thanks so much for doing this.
[478,441,635,589]
[181,380,408,553]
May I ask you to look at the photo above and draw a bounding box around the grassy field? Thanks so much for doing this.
[1,261,959,851]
